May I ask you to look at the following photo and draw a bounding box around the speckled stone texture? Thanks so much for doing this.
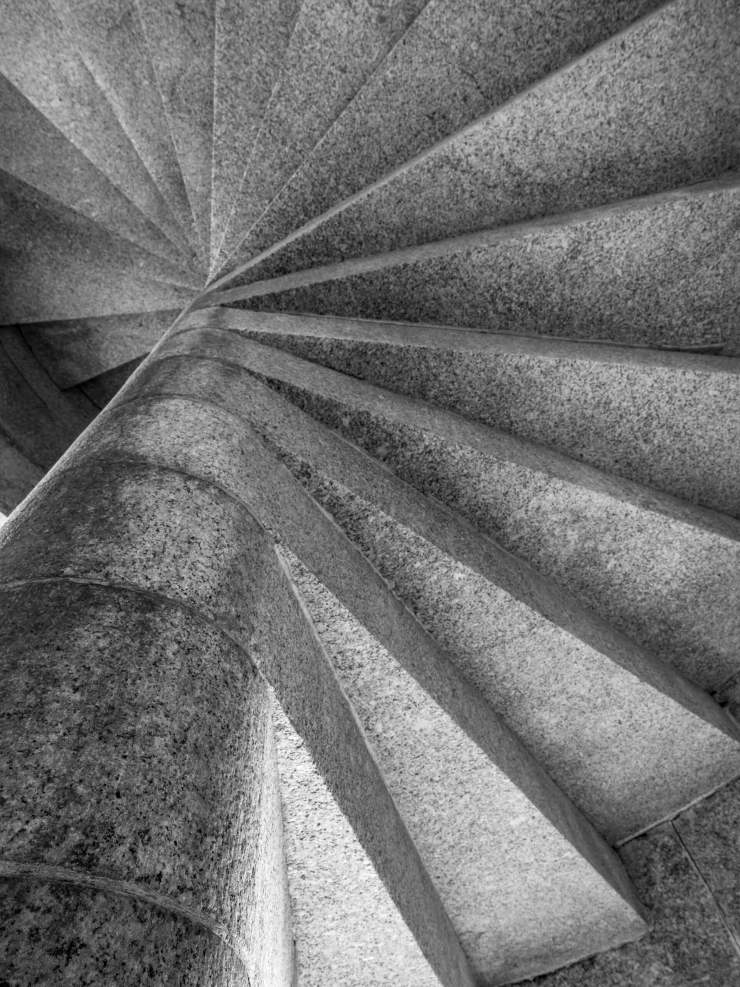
[152,318,740,842]
[0,879,250,986]
[227,309,740,514]
[284,553,646,984]
[0,73,195,274]
[214,0,428,273]
[48,0,201,260]
[528,783,740,986]
[22,309,179,387]
[175,313,740,697]
[0,170,193,325]
[222,0,660,275]
[218,0,740,290]
[241,175,740,353]
[272,699,450,987]
[0,336,477,987]
[135,0,215,261]
[0,0,197,261]
[209,0,299,267]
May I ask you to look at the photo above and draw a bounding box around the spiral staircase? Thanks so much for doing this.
[1,1,739,984]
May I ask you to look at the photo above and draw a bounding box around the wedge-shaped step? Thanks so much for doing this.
[273,699,462,987]
[0,0,198,265]
[211,0,740,292]
[224,309,740,515]
[0,74,196,275]
[220,0,661,277]
[213,0,428,273]
[0,171,192,324]
[22,310,179,388]
[0,386,475,987]
[231,175,740,354]
[152,317,740,843]
[136,0,215,261]
[282,553,647,984]
[209,0,299,270]
[48,0,201,260]
[84,355,648,981]
[182,310,740,696]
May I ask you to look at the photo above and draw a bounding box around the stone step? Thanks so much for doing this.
[135,0,215,263]
[212,0,428,276]
[209,0,739,295]
[0,170,192,324]
[217,0,661,279]
[0,328,95,513]
[185,309,740,699]
[0,0,200,267]
[107,346,648,980]
[152,315,740,844]
[219,308,740,516]
[209,0,300,273]
[222,174,740,354]
[48,0,203,263]
[0,73,200,279]
[22,310,179,388]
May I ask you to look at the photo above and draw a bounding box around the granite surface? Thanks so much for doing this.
[48,0,200,260]
[226,0,660,274]
[244,175,740,354]
[273,699,446,987]
[135,0,215,260]
[22,309,179,387]
[285,552,646,984]
[0,879,250,986]
[0,0,197,261]
[214,0,428,273]
[209,0,299,268]
[0,170,192,324]
[0,72,196,274]
[155,319,740,843]
[0,439,43,517]
[180,313,740,694]
[529,785,740,986]
[222,0,740,288]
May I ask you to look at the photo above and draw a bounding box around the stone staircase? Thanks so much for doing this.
[0,1,738,984]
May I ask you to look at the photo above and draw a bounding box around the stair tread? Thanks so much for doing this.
[0,0,199,263]
[214,0,740,292]
[219,174,740,354]
[220,0,661,278]
[48,0,203,262]
[135,0,215,262]
[213,0,428,274]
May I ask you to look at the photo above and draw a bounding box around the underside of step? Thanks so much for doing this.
[1,1,739,984]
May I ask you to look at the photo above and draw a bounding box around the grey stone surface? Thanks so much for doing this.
[80,358,144,408]
[239,175,740,354]
[22,309,178,387]
[0,440,43,517]
[216,0,740,290]
[223,0,660,276]
[0,879,250,986]
[0,0,199,263]
[0,73,197,276]
[209,0,299,268]
[214,0,428,274]
[48,0,202,262]
[272,699,448,987]
[152,319,740,841]
[528,804,740,986]
[0,170,192,324]
[177,312,740,696]
[226,308,740,515]
[0,580,290,966]
[135,0,215,261]
[285,553,646,984]
[70,365,649,978]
